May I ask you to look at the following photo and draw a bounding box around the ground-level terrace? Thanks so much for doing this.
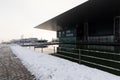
[35,0,120,75]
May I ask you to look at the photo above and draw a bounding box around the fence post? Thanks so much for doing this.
[79,49,81,64]
[41,48,43,53]
[58,47,61,53]
[54,46,56,54]
[34,46,35,51]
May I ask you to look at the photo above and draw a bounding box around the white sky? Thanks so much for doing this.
[0,0,88,42]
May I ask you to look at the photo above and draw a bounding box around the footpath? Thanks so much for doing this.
[0,44,35,80]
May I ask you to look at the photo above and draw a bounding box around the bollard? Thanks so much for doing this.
[79,49,81,64]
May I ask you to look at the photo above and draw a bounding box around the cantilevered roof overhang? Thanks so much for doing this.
[35,0,120,31]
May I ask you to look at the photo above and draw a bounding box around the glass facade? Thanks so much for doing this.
[57,29,76,48]
[56,17,120,76]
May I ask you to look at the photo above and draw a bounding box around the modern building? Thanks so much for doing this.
[35,0,120,75]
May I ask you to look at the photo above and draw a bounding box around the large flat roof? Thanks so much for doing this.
[35,0,120,31]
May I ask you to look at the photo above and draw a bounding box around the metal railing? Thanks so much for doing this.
[56,47,120,75]
[33,45,58,54]
[26,44,120,75]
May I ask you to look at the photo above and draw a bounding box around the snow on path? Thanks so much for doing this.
[10,45,120,80]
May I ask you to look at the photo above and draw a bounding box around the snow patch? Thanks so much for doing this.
[10,45,120,80]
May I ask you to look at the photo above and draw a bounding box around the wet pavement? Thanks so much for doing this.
[0,44,35,80]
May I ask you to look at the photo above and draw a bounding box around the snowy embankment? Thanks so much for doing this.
[10,45,120,80]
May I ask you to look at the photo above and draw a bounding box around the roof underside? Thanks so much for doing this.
[35,0,120,31]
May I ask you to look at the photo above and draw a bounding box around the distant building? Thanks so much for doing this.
[10,38,38,46]
[35,0,120,75]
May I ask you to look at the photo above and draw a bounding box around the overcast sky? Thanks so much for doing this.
[0,0,88,42]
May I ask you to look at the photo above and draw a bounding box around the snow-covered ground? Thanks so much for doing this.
[10,45,120,80]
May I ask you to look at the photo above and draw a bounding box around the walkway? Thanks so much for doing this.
[0,44,35,80]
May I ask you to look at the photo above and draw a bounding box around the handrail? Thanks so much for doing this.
[58,50,79,56]
[59,42,120,46]
[58,47,120,63]
[81,60,120,72]
[55,53,79,61]
[59,47,120,56]
[81,54,120,63]
[57,46,120,73]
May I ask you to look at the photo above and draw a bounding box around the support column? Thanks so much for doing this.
[114,16,120,43]
[84,22,89,42]
[114,16,120,52]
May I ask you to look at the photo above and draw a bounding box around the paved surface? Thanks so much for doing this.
[0,45,35,80]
